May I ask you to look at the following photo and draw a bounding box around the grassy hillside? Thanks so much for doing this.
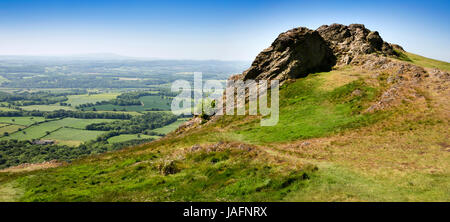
[395,50,450,71]
[0,54,448,202]
[107,134,160,144]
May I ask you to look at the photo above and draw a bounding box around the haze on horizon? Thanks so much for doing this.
[0,0,449,62]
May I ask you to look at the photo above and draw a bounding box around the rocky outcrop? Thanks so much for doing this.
[242,27,336,81]
[242,23,398,81]
[317,24,395,65]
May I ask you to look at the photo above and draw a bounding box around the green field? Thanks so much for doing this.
[152,118,189,135]
[1,118,117,141]
[0,124,24,135]
[95,110,142,116]
[107,134,160,144]
[85,95,172,111]
[139,95,172,110]
[0,75,9,84]
[21,105,75,111]
[0,107,18,111]
[48,118,117,129]
[67,93,120,106]
[43,128,106,146]
[0,116,46,126]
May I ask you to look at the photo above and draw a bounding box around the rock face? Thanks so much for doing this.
[242,27,336,81]
[242,24,397,81]
[317,24,395,65]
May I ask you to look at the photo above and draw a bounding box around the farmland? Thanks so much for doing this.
[0,124,24,135]
[43,128,107,146]
[0,59,243,170]
[0,117,46,126]
[0,88,188,169]
[84,95,172,111]
[0,107,17,112]
[21,105,76,111]
[66,93,120,106]
[0,118,116,141]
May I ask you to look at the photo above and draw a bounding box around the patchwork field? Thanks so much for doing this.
[50,118,117,129]
[0,76,9,84]
[21,105,75,112]
[0,124,24,135]
[85,95,172,111]
[66,93,120,106]
[107,134,160,144]
[139,95,172,110]
[0,107,18,112]
[0,117,46,126]
[95,110,142,116]
[43,128,107,146]
[1,118,117,141]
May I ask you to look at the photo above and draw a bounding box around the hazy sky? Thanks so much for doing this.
[0,0,449,61]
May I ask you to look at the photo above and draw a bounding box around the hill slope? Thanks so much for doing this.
[0,24,449,202]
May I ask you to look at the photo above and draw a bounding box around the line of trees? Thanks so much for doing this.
[86,112,177,134]
[0,110,133,119]
[0,90,87,106]
[0,138,156,169]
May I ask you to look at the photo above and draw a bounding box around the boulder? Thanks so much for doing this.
[242,27,336,81]
[317,24,395,64]
[242,24,398,81]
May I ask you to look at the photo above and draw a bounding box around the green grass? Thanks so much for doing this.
[139,95,172,110]
[1,118,117,141]
[0,124,24,135]
[0,75,9,84]
[0,116,46,126]
[0,107,18,112]
[21,105,75,112]
[232,71,381,143]
[396,50,450,72]
[14,147,317,201]
[67,93,119,106]
[43,128,106,146]
[48,118,116,129]
[0,182,22,202]
[107,134,160,144]
[283,163,450,201]
[152,118,189,135]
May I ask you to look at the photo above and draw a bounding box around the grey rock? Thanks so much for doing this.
[242,23,398,81]
[242,27,336,81]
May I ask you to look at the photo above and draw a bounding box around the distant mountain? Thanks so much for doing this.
[0,53,144,61]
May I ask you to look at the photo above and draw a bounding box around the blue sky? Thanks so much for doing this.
[0,0,449,61]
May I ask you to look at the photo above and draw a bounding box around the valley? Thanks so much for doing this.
[0,59,247,171]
